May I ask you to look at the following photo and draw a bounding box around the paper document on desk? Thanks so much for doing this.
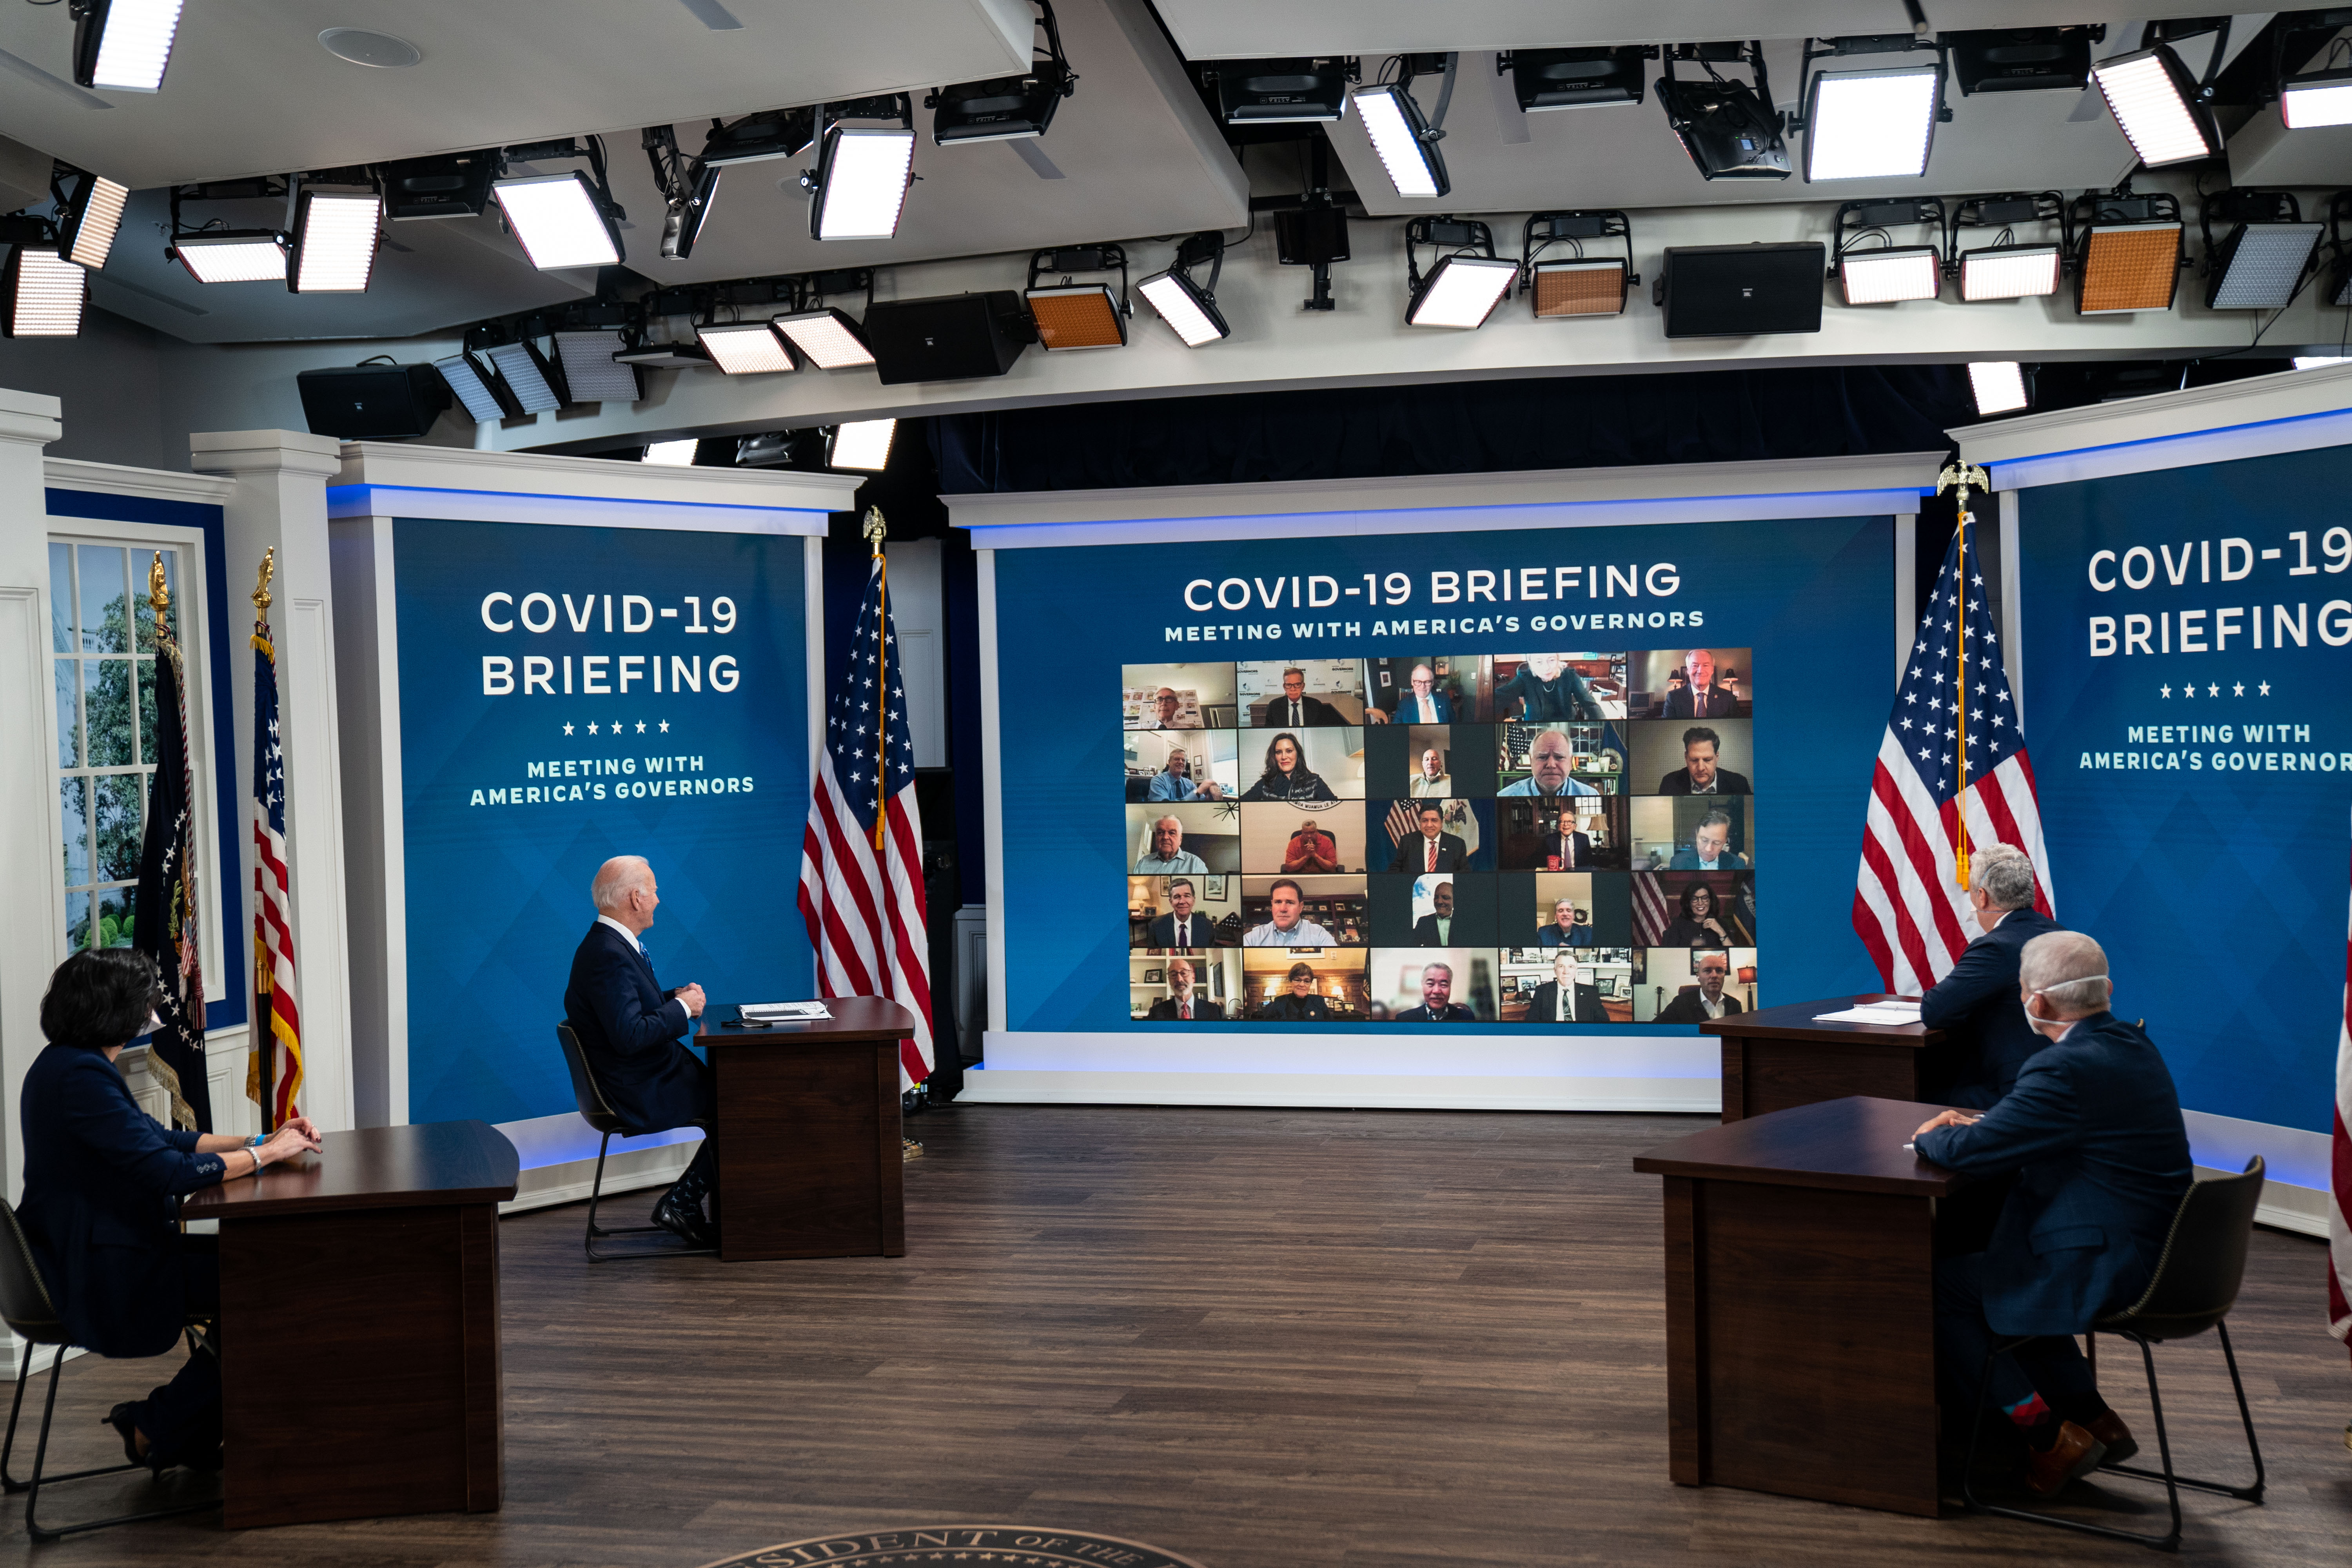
[739,1001,833,1022]
[1813,1002,1922,1025]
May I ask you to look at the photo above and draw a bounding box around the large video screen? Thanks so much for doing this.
[1121,650,1761,1024]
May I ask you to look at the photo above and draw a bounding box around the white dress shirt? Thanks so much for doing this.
[597,914,644,953]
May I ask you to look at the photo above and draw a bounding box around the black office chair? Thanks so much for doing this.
[0,1207,217,1541]
[555,1022,715,1263]
[1963,1155,2266,1551]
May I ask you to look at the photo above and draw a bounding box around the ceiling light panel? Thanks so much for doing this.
[831,419,897,471]
[1027,285,1125,350]
[1958,243,2061,301]
[2091,47,2218,168]
[1969,361,2029,415]
[2282,69,2352,129]
[434,353,511,423]
[1137,270,1229,345]
[2208,223,2323,310]
[1408,256,1517,329]
[5,249,88,337]
[483,342,563,414]
[642,439,700,465]
[773,309,877,369]
[1805,66,1941,181]
[553,331,643,403]
[290,191,382,294]
[697,321,798,374]
[1530,260,1626,318]
[2077,222,2182,313]
[61,176,129,269]
[492,173,620,270]
[172,232,288,284]
[1839,247,1941,305]
[76,0,184,93]
[1354,84,1446,200]
[814,128,916,241]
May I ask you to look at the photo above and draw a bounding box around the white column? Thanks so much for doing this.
[189,430,356,1132]
[0,388,64,1202]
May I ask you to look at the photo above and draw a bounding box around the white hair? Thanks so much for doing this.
[1971,843,2038,911]
[592,855,653,913]
[2020,930,2111,1018]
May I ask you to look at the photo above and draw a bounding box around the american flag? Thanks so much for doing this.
[2328,818,2352,1364]
[247,582,303,1129]
[1631,873,1669,946]
[1853,501,2051,994]
[798,542,934,1088]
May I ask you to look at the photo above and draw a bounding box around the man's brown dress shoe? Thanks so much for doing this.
[2023,1421,2109,1497]
[2084,1410,2138,1466]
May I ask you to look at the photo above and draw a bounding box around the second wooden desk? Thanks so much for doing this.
[1703,995,1946,1122]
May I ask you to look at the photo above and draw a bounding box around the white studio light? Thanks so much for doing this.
[1804,66,1942,181]
[491,172,621,270]
[553,330,643,403]
[171,232,288,283]
[434,352,512,423]
[773,308,877,369]
[1839,247,1942,304]
[830,418,896,471]
[1969,361,2029,415]
[2091,46,2219,168]
[290,190,383,294]
[76,0,185,93]
[483,341,563,414]
[642,438,700,465]
[2295,356,2351,370]
[4,249,88,337]
[1406,255,1518,328]
[813,128,916,241]
[2207,222,2325,310]
[696,321,799,374]
[2281,70,2352,129]
[1136,269,1229,346]
[1353,84,1446,200]
[1958,243,2062,301]
[61,175,129,269]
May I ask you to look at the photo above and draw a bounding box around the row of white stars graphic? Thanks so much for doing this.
[2160,681,2271,698]
[559,719,673,735]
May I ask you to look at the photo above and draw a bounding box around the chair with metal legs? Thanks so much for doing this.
[556,1022,715,1262]
[1963,1155,2267,1551]
[0,1207,217,1542]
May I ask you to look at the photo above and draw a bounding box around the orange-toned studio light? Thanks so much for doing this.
[1523,210,1634,318]
[2076,220,2183,314]
[1025,241,1131,350]
[1531,260,1628,316]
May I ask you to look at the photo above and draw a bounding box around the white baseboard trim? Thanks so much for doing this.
[956,1069,1721,1112]
[0,1340,83,1381]
[2195,1164,2330,1240]
[501,1138,698,1216]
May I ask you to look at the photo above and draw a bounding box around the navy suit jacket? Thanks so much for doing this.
[1388,833,1470,873]
[1538,924,1596,947]
[1147,912,1216,949]
[1920,905,2062,1107]
[16,1044,227,1357]
[1916,1012,2192,1336]
[1524,980,1603,1023]
[562,921,712,1133]
[1388,693,1457,723]
[1395,1003,1477,1022]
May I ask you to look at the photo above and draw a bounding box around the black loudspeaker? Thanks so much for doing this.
[296,364,451,440]
[865,291,1034,385]
[1657,244,1826,338]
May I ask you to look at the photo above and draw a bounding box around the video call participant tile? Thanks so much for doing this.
[1126,726,1239,803]
[1632,946,1758,1024]
[1368,947,1499,1022]
[1629,797,1754,873]
[1366,872,1499,948]
[1496,797,1628,871]
[1628,646,1753,719]
[1501,869,1631,949]
[1243,948,1368,1022]
[1496,721,1626,796]
[1363,653,1486,724]
[1237,658,1368,728]
[1239,801,1368,874]
[1488,651,1629,721]
[1129,872,1238,951]
[1632,871,1755,947]
[1374,797,1496,874]
[1238,875,1366,947]
[1630,719,1752,797]
[1361,721,1500,800]
[1132,950,1243,1021]
[1122,661,1236,730]
[1500,946,1635,1024]
[1235,726,1365,802]
[1127,803,1240,876]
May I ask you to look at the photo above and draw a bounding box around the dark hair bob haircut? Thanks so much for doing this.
[40,949,160,1052]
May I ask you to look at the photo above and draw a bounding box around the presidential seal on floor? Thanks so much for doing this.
[698,1526,1208,1568]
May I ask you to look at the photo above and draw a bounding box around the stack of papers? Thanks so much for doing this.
[1812,1000,1922,1025]
[740,1001,833,1023]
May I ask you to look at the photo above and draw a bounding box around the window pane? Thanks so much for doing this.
[56,659,78,767]
[60,777,88,888]
[49,541,72,653]
[78,544,127,654]
[64,890,91,953]
[93,771,145,884]
[86,658,132,765]
[133,548,176,654]
[136,657,158,765]
[96,886,136,950]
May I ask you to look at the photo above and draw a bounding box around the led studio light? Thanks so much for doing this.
[811,127,916,241]
[1838,247,1941,305]
[696,321,798,374]
[773,308,877,369]
[492,172,621,270]
[1025,284,1125,350]
[1969,361,2029,415]
[2282,67,2352,129]
[1354,83,1447,200]
[1136,268,1229,345]
[382,151,500,220]
[434,352,519,423]
[288,189,383,294]
[482,340,566,414]
[1659,73,1790,180]
[57,174,129,269]
[641,439,700,465]
[2076,221,2183,313]
[829,418,896,471]
[170,231,288,283]
[553,330,643,403]
[1214,60,1353,123]
[1958,242,2062,301]
[73,0,184,93]
[1406,256,1517,328]
[2090,46,2220,169]
[662,164,721,261]
[1529,260,1628,317]
[4,248,87,337]
[1804,65,1943,181]
[1508,47,1647,111]
[2206,221,2323,310]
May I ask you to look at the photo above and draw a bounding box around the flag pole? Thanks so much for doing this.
[1935,461,1990,892]
[863,506,889,853]
[249,548,277,1129]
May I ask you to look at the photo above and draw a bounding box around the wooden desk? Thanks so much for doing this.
[1703,995,1945,1122]
[698,998,916,1263]
[1633,1097,1967,1518]
[181,1119,519,1529]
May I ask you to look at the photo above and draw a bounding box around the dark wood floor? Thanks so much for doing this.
[14,1105,2351,1566]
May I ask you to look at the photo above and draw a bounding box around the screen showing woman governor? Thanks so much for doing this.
[1121,649,1762,1024]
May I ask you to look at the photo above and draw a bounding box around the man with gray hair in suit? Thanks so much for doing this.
[1921,842,2062,1108]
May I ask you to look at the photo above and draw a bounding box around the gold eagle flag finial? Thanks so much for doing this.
[862,505,888,552]
[147,551,170,617]
[252,546,276,615]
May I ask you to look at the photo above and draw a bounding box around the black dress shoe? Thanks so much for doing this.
[101,1403,147,1469]
[649,1185,712,1246]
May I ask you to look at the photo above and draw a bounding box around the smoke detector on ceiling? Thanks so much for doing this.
[319,29,421,69]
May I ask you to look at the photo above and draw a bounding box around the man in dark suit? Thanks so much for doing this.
[1504,813,1592,871]
[1145,957,1224,1020]
[1536,898,1584,947]
[1657,951,1743,1023]
[1410,880,1459,946]
[1916,931,2191,1496]
[1921,843,2062,1108]
[1524,953,1603,1023]
[1259,667,1347,728]
[1657,727,1753,795]
[1394,960,1477,1021]
[1369,662,1458,724]
[1145,876,1216,949]
[1388,802,1470,873]
[1667,810,1749,870]
[563,855,717,1244]
[1660,648,1740,717]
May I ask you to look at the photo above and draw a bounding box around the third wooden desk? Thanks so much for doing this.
[1702,995,1945,1122]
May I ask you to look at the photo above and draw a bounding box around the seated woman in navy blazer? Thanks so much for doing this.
[15,950,320,1472]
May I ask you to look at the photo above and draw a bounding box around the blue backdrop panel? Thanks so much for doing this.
[2022,445,2352,1135]
[392,517,812,1124]
[995,514,1892,1036]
